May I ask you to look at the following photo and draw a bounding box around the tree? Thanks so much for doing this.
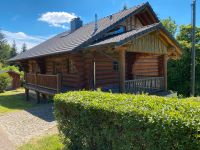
[0,31,11,66]
[21,43,27,52]
[0,31,6,45]
[162,17,200,96]
[10,40,17,57]
[162,17,178,36]
[168,25,200,96]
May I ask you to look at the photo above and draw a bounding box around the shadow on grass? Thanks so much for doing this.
[0,93,36,111]
[0,92,55,122]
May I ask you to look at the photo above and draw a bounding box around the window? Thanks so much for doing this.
[68,58,76,73]
[106,26,126,37]
[113,61,119,72]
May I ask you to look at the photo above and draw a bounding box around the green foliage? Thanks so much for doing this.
[162,17,200,96]
[0,73,11,93]
[167,25,200,96]
[2,65,20,74]
[1,65,24,85]
[54,91,200,150]
[161,17,178,36]
[0,31,12,66]
[18,134,64,150]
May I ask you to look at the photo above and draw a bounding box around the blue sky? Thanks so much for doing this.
[0,0,199,52]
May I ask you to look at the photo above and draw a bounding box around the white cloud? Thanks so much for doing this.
[2,30,52,52]
[38,12,77,29]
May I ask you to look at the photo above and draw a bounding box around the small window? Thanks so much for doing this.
[68,58,76,73]
[113,61,119,72]
[107,26,126,37]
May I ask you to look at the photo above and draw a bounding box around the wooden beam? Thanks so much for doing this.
[118,48,126,92]
[25,88,29,101]
[159,31,182,56]
[163,55,168,91]
[36,91,40,103]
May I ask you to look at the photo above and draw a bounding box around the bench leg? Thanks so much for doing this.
[36,91,40,104]
[25,88,29,101]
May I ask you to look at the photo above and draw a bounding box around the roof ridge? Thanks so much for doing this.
[70,2,148,32]
[74,2,150,49]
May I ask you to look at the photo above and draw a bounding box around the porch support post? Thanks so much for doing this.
[119,48,126,93]
[25,88,29,101]
[36,91,40,103]
[163,54,168,91]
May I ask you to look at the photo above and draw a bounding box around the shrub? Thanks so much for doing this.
[0,73,11,93]
[2,65,24,86]
[54,91,200,150]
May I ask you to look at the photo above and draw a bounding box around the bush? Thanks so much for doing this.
[54,91,200,150]
[2,65,24,86]
[0,73,11,93]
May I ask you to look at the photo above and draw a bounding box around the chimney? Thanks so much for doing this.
[70,17,83,32]
[94,14,98,32]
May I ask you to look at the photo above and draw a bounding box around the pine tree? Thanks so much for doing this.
[10,40,17,57]
[0,31,11,66]
[22,43,27,52]
[0,31,6,45]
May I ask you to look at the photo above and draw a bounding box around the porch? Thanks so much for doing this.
[24,72,165,96]
[24,73,62,102]
[125,77,164,93]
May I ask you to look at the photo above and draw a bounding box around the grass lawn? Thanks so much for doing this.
[0,88,38,114]
[18,134,64,150]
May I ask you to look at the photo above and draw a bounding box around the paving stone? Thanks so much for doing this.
[0,104,58,148]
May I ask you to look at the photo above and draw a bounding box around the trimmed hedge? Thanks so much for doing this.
[54,91,200,150]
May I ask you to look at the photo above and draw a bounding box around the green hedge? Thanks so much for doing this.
[54,91,200,150]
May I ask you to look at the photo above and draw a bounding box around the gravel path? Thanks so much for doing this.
[0,104,58,148]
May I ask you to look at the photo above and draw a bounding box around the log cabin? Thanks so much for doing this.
[9,2,182,102]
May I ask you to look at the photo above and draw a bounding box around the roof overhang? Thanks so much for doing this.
[88,23,182,59]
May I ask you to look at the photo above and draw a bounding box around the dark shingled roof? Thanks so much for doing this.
[10,2,159,61]
[89,23,162,47]
[89,23,182,52]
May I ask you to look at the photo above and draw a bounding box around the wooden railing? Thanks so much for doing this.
[125,77,164,93]
[25,73,62,92]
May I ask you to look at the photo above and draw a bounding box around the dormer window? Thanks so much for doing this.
[106,26,126,37]
[94,26,126,43]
